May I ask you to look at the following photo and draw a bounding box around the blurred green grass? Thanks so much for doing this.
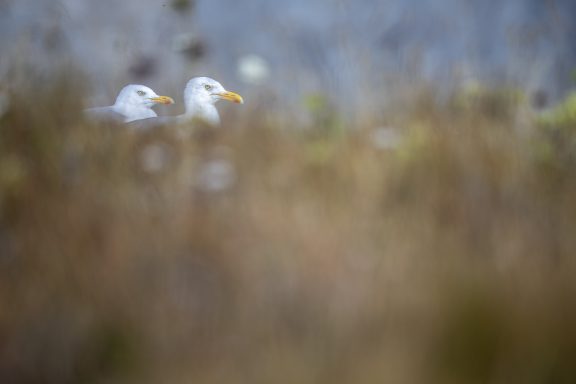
[1,74,576,384]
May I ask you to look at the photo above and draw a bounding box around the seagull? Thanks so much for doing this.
[85,84,174,123]
[128,77,243,128]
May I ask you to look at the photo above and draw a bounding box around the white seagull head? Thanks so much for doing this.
[114,84,174,122]
[183,77,243,125]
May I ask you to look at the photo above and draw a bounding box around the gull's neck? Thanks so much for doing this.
[183,100,220,126]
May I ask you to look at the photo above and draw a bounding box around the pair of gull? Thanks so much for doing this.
[85,77,244,127]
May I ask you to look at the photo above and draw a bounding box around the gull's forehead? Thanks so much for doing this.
[131,85,155,93]
[190,77,223,88]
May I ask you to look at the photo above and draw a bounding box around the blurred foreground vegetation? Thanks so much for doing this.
[1,76,576,384]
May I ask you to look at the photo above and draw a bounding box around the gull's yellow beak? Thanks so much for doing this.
[215,91,244,104]
[149,96,175,105]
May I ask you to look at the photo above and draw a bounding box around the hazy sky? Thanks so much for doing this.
[0,0,574,111]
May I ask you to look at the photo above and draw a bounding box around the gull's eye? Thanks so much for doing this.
[137,90,146,96]
[204,84,213,91]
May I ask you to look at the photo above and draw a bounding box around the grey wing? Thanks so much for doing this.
[84,107,126,123]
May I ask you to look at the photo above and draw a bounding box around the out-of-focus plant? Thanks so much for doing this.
[171,0,195,14]
[303,93,344,136]
[451,84,525,121]
[534,92,576,172]
[2,67,576,384]
[539,92,576,129]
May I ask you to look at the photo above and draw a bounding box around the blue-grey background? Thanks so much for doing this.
[1,0,575,116]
